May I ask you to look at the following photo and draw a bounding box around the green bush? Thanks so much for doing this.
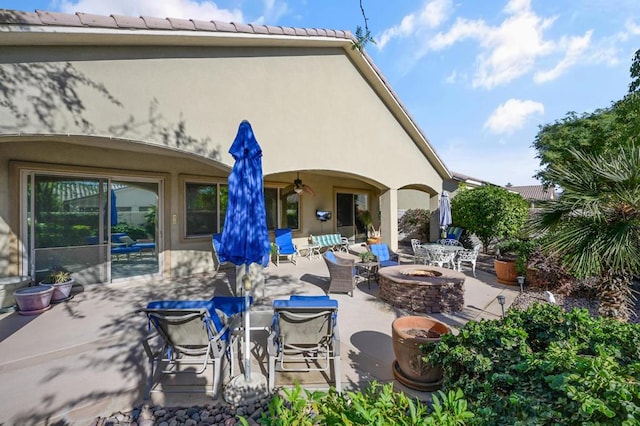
[427,303,640,425]
[399,209,430,242]
[256,381,474,425]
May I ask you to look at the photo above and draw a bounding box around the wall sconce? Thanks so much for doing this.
[497,295,506,319]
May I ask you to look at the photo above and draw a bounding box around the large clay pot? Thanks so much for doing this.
[14,285,54,315]
[392,316,450,391]
[494,258,518,285]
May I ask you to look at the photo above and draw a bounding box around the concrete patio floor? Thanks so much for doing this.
[0,251,520,425]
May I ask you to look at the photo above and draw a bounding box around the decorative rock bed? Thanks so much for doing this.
[378,265,465,313]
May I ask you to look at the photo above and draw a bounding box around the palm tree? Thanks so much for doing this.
[530,145,640,321]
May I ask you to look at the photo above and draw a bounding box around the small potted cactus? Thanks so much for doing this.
[41,268,75,303]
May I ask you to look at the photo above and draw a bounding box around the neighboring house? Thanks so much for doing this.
[506,185,556,208]
[0,9,451,284]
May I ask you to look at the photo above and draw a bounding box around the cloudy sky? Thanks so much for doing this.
[3,0,640,185]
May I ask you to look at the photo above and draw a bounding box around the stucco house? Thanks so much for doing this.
[0,9,451,285]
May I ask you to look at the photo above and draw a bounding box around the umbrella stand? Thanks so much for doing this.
[223,266,268,405]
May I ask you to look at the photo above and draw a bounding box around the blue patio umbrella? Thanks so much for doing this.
[439,191,452,238]
[218,120,270,386]
[110,188,118,226]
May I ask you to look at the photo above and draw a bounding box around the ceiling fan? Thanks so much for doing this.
[288,172,315,196]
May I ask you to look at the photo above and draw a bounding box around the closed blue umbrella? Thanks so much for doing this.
[110,188,118,226]
[439,191,452,238]
[218,120,270,390]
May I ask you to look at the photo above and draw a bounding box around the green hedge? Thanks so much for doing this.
[427,303,640,425]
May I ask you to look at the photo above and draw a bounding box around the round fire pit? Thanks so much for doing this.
[378,265,465,313]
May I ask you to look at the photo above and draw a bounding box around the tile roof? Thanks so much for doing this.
[507,185,555,201]
[0,9,353,39]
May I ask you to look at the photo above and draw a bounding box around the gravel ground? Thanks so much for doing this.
[510,287,640,324]
[91,396,272,426]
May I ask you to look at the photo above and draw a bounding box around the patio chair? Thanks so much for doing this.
[267,295,341,392]
[141,297,246,399]
[274,228,299,266]
[369,243,399,267]
[424,245,456,269]
[457,245,481,277]
[413,244,430,265]
[437,238,462,246]
[322,251,360,297]
[445,226,463,241]
[117,234,156,255]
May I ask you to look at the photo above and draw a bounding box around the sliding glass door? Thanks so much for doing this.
[336,191,369,243]
[25,172,161,284]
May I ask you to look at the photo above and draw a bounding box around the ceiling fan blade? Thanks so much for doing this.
[302,184,316,196]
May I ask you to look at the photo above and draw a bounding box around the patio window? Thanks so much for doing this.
[185,183,220,237]
[281,191,300,230]
[185,182,282,236]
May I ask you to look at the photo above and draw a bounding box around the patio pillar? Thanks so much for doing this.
[429,194,440,242]
[380,189,398,251]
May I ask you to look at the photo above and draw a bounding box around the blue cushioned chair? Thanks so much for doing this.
[274,228,299,266]
[446,226,463,241]
[267,295,341,392]
[369,243,399,268]
[142,296,247,399]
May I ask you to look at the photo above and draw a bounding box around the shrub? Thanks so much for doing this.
[427,303,640,425]
[257,381,474,425]
[398,209,430,242]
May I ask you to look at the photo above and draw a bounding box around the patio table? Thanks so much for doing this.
[298,243,321,260]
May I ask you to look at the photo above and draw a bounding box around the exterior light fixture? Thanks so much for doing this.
[497,295,506,319]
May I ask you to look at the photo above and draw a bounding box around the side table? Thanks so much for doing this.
[356,261,379,289]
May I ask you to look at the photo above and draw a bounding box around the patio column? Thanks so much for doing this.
[380,189,398,251]
[429,193,440,242]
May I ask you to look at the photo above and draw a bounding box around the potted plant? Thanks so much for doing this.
[41,269,75,303]
[13,284,54,315]
[360,210,382,245]
[391,316,450,391]
[494,239,520,285]
[358,251,376,263]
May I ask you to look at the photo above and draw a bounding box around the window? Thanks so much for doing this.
[281,191,300,230]
[264,187,278,230]
[185,183,218,236]
[186,181,292,236]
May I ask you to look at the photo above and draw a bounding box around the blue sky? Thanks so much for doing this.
[3,0,640,186]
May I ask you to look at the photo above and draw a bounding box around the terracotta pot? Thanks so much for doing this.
[392,316,450,390]
[494,258,518,285]
[14,285,54,315]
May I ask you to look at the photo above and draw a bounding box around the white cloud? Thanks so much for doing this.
[445,70,457,84]
[377,0,453,48]
[534,31,592,83]
[252,0,289,26]
[390,0,607,88]
[484,98,544,135]
[56,0,244,22]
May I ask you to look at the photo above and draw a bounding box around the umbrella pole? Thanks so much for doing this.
[243,272,251,381]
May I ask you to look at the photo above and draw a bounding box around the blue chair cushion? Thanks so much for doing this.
[369,244,390,262]
[146,296,249,340]
[324,251,337,263]
[380,260,399,267]
[275,228,296,254]
[273,295,338,309]
[446,226,463,240]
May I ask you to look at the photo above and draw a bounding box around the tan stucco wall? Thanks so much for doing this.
[0,43,444,278]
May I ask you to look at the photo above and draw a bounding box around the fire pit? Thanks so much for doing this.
[378,265,465,313]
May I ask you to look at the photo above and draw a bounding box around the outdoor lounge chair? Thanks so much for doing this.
[322,251,359,297]
[369,243,399,267]
[445,226,463,241]
[267,295,341,392]
[274,228,299,266]
[141,296,247,399]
